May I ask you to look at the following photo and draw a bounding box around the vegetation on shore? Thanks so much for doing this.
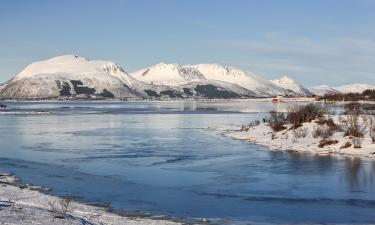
[319,89,375,102]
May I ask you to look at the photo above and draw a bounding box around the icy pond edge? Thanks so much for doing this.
[0,173,192,225]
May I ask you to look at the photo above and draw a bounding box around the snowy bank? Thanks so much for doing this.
[224,115,375,158]
[0,173,183,225]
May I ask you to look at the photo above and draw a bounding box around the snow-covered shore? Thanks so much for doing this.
[224,115,375,158]
[0,173,183,225]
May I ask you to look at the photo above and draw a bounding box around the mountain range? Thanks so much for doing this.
[0,55,373,100]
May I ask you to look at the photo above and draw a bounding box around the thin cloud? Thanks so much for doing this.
[211,34,375,86]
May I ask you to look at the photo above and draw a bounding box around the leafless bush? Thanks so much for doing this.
[240,120,261,131]
[48,195,72,219]
[313,125,334,139]
[268,110,287,132]
[248,119,260,127]
[340,104,367,138]
[293,127,308,139]
[316,116,341,131]
[367,116,375,143]
[287,103,326,128]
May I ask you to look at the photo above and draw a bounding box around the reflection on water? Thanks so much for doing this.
[0,101,375,224]
[344,157,375,191]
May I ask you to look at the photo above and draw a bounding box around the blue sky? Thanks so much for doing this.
[1,0,375,86]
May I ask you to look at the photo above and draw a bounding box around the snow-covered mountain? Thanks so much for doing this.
[132,63,206,86]
[132,63,291,97]
[131,63,260,98]
[309,83,375,96]
[0,55,142,100]
[308,85,341,96]
[193,64,290,97]
[334,83,375,94]
[0,56,260,100]
[271,76,313,96]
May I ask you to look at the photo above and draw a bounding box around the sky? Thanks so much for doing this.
[0,0,375,86]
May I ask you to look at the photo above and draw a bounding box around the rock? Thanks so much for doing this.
[318,139,339,148]
[340,142,352,149]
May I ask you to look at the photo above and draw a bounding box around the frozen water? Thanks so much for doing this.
[0,101,374,224]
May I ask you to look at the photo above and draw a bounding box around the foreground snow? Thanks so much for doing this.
[0,174,182,225]
[224,116,375,158]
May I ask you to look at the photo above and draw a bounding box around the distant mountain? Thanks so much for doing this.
[334,83,375,94]
[4,55,347,100]
[0,56,260,100]
[271,76,313,96]
[193,64,290,97]
[131,63,259,98]
[132,63,291,97]
[0,55,142,100]
[132,63,206,86]
[308,83,375,96]
[308,85,341,96]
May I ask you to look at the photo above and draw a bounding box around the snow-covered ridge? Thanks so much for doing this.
[0,55,147,100]
[15,55,130,82]
[132,63,206,86]
[334,83,375,94]
[193,64,291,96]
[132,63,291,97]
[309,83,375,96]
[308,85,341,96]
[4,54,374,100]
[271,76,312,96]
[0,55,262,100]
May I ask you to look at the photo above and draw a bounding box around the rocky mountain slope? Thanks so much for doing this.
[132,63,291,97]
[271,76,313,96]
[308,85,341,96]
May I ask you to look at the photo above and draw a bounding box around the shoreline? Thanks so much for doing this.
[0,173,192,225]
[221,118,375,160]
[1,97,317,103]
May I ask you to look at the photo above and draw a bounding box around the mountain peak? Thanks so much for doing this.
[279,75,294,81]
[271,76,312,96]
[14,54,129,81]
[131,63,205,86]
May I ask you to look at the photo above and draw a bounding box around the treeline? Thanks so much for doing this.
[319,89,375,101]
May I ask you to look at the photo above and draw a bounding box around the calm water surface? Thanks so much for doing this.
[0,101,374,224]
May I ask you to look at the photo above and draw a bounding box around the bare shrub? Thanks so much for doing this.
[293,127,308,139]
[248,119,260,127]
[312,125,334,139]
[48,195,72,219]
[240,120,261,131]
[367,116,375,143]
[316,116,341,131]
[268,110,287,132]
[287,103,326,128]
[340,103,367,138]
